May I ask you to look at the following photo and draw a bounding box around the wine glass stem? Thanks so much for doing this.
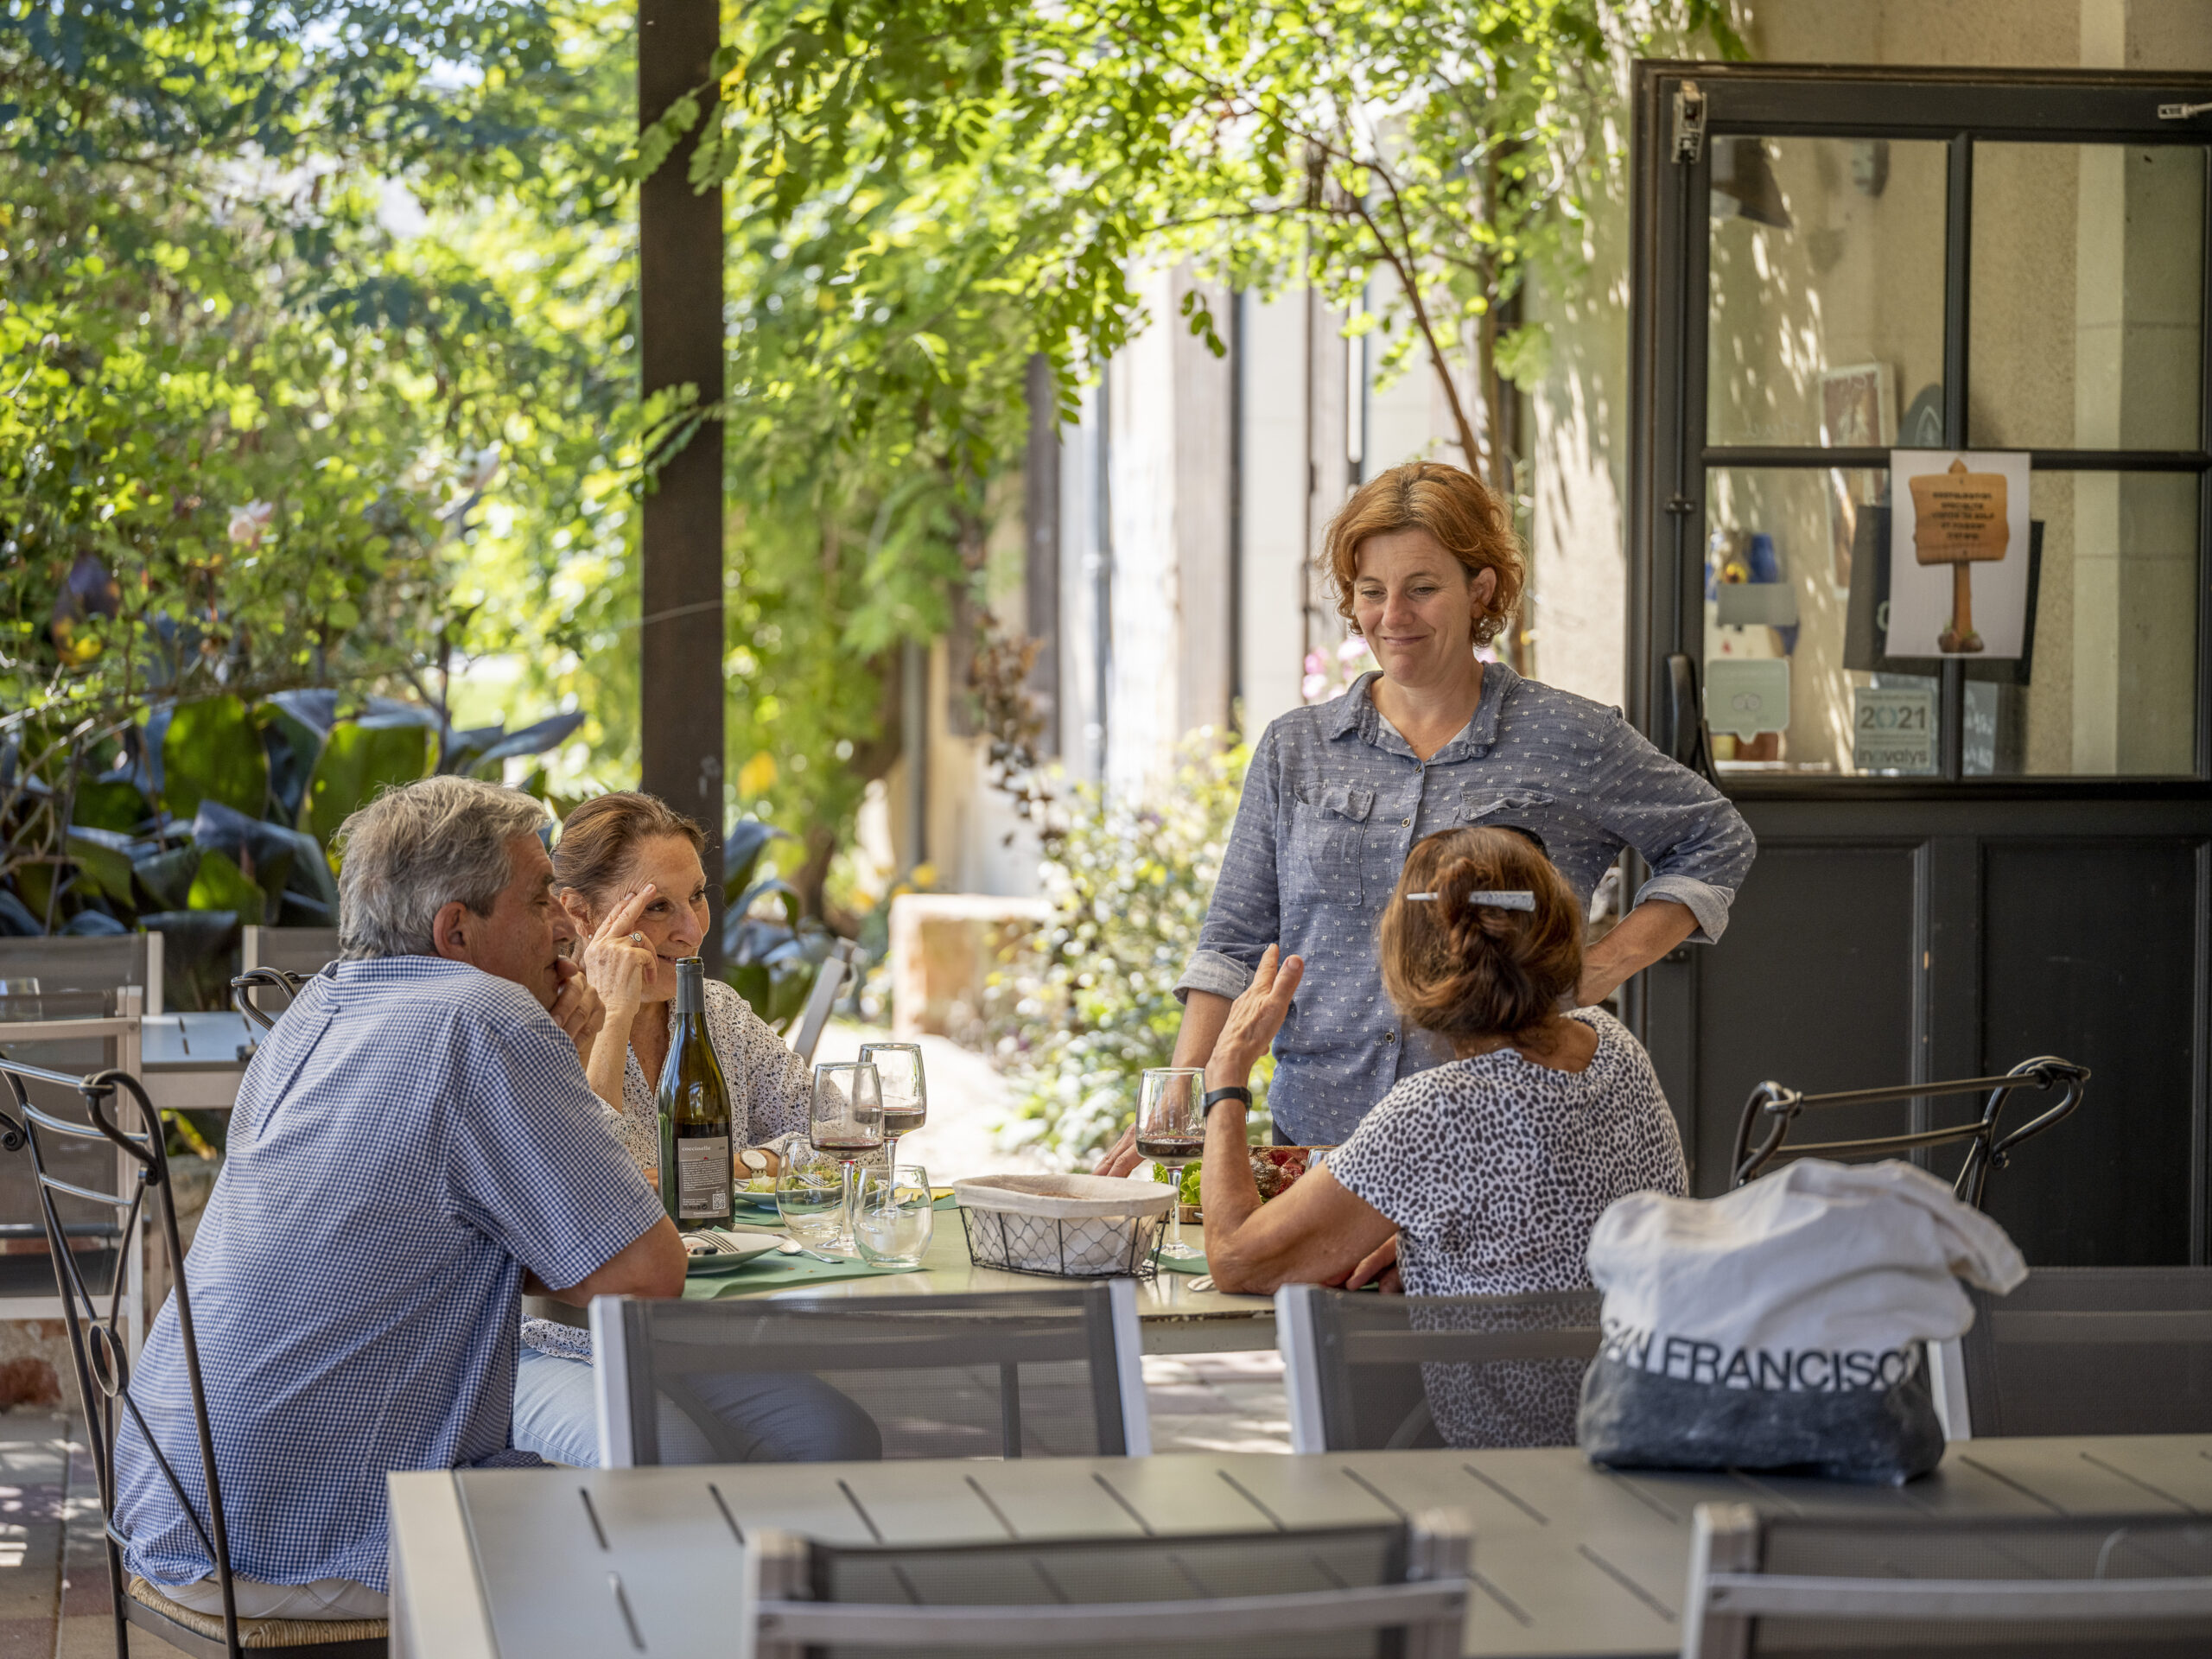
[877,1134,900,1212]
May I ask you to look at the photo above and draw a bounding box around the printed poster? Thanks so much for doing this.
[1885,450,2031,659]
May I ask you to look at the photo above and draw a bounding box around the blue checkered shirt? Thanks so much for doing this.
[113,957,665,1592]
[1179,665,1756,1145]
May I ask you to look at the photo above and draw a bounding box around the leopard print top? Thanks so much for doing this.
[1327,1007,1687,1448]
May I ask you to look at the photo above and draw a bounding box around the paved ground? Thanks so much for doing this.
[811,1020,1053,1185]
[0,1410,193,1659]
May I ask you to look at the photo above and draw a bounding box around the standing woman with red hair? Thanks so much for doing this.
[1096,460,1752,1173]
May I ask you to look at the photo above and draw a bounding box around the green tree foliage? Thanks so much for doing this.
[0,0,621,969]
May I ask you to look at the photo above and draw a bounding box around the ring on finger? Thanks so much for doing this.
[628,931,648,946]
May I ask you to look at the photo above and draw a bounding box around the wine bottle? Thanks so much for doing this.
[656,957,733,1228]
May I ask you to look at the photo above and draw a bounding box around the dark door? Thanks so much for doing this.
[1625,63,2212,1264]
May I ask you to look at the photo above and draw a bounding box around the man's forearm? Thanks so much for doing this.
[1579,899,1697,1005]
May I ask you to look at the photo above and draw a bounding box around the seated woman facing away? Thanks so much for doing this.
[1198,824,1688,1447]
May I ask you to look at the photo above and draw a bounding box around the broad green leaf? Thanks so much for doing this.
[303,719,438,849]
[163,696,270,822]
[66,830,137,906]
[72,778,151,834]
[140,911,244,1013]
[723,821,791,904]
[188,847,270,923]
[257,699,330,825]
[134,847,201,912]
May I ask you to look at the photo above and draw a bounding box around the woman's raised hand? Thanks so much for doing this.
[1208,944,1304,1086]
[582,884,659,1018]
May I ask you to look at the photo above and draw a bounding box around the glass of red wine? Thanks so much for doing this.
[810,1060,884,1253]
[855,1041,925,1173]
[1136,1067,1207,1262]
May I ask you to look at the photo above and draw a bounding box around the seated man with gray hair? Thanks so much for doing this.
[111,776,683,1621]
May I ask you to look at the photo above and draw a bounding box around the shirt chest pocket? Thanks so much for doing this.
[1458,789,1558,856]
[1287,783,1376,907]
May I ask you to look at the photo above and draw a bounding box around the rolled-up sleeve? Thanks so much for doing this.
[1586,712,1756,944]
[1176,727,1283,1002]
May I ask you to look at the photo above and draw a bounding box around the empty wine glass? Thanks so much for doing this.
[1137,1067,1206,1262]
[852,1164,933,1268]
[810,1060,883,1251]
[856,1041,925,1192]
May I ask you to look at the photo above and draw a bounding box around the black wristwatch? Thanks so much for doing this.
[1204,1086,1253,1116]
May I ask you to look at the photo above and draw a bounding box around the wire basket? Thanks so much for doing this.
[952,1174,1173,1281]
[960,1205,1166,1280]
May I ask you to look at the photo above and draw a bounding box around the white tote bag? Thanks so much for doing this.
[1576,1159,2026,1483]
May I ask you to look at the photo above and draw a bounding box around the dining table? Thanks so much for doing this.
[388,1431,2212,1658]
[697,1195,1278,1355]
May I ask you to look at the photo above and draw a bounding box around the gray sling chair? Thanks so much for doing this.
[1681,1503,2212,1659]
[1948,1267,2212,1438]
[0,1049,386,1658]
[1275,1283,1604,1452]
[1730,1054,2089,1207]
[746,1514,1471,1659]
[590,1283,1150,1465]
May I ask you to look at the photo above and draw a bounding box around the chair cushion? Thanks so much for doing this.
[126,1575,390,1649]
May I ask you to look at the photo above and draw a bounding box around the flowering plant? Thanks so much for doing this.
[1302,634,1378,704]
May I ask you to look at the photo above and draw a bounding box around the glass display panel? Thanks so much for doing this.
[1703,467,1937,779]
[1707,137,1949,448]
[1993,470,2199,777]
[1970,143,2205,451]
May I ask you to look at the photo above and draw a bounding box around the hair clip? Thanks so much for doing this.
[1405,890,1536,912]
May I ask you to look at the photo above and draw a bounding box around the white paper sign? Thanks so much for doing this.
[1885,450,2031,658]
[1853,686,1936,774]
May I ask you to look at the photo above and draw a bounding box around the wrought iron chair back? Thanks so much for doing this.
[0,1050,244,1656]
[1731,1055,2090,1208]
[232,968,313,1035]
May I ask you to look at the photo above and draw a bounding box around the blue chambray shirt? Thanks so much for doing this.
[1178,665,1756,1146]
[112,957,665,1592]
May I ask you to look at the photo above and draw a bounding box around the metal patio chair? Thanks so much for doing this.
[1948,1266,2212,1438]
[1730,1054,2089,1208]
[748,1512,1471,1659]
[788,938,863,1067]
[1681,1503,2212,1658]
[231,966,315,1034]
[233,927,340,1024]
[1276,1283,1603,1452]
[0,1049,385,1657]
[591,1282,1149,1465]
[0,992,146,1350]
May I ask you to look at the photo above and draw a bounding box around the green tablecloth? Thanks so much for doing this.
[682,1254,923,1299]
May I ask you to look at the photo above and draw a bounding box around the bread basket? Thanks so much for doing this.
[954,1173,1173,1279]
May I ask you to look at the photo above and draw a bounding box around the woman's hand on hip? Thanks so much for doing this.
[582,884,659,1016]
[1205,945,1304,1090]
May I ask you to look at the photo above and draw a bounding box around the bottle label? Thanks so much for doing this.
[677,1137,731,1219]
